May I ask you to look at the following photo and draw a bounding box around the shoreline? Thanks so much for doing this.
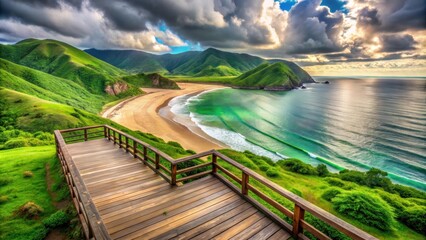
[102,83,229,153]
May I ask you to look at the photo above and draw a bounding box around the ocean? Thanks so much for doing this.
[169,78,426,190]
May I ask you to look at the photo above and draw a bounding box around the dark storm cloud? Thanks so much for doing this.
[380,34,417,52]
[87,0,276,48]
[356,0,426,33]
[2,0,83,9]
[89,0,151,31]
[283,0,345,54]
[0,0,87,38]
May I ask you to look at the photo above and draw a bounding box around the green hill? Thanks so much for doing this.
[0,39,126,94]
[0,58,105,113]
[234,62,310,90]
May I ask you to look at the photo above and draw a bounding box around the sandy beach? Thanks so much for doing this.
[102,83,228,152]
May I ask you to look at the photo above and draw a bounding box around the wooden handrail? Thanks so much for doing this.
[54,130,110,240]
[56,125,377,240]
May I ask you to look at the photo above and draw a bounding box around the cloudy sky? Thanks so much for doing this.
[0,0,425,76]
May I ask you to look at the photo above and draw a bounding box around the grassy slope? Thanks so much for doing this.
[0,39,125,94]
[172,48,264,76]
[0,146,60,240]
[1,88,101,132]
[0,58,105,113]
[234,62,301,89]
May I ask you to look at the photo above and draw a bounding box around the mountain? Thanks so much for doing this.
[85,48,198,74]
[0,39,129,95]
[171,48,265,76]
[234,62,311,90]
[85,47,314,86]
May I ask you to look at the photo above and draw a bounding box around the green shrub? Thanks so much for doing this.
[167,141,183,149]
[379,192,410,217]
[15,201,44,219]
[398,206,426,234]
[259,164,269,172]
[4,138,29,149]
[23,171,34,178]
[43,210,70,229]
[321,188,342,202]
[278,159,317,175]
[316,164,329,177]
[0,177,12,186]
[325,177,346,188]
[338,170,366,185]
[393,184,426,199]
[0,195,8,204]
[186,149,196,155]
[266,169,280,178]
[365,168,393,191]
[332,191,394,231]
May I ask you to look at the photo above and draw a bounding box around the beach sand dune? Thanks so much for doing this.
[102,83,228,153]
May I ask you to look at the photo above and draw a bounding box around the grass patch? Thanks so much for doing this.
[0,146,73,240]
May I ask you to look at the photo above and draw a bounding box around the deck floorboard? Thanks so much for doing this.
[67,138,291,239]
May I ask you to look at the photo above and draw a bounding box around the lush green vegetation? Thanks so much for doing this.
[214,149,426,239]
[0,58,106,113]
[0,39,124,94]
[234,62,307,89]
[122,73,179,89]
[0,146,76,240]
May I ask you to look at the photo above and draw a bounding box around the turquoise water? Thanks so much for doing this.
[172,78,426,190]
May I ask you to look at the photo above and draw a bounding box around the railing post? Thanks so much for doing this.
[133,141,137,158]
[242,171,249,195]
[125,137,129,152]
[293,204,305,237]
[103,126,107,138]
[143,146,147,164]
[155,153,160,170]
[107,128,111,141]
[113,131,116,144]
[118,133,122,147]
[171,164,177,185]
[212,154,217,174]
[84,129,88,141]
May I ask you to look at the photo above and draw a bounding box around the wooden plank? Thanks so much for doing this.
[191,206,258,240]
[113,192,240,239]
[151,199,247,240]
[229,217,272,240]
[107,187,234,234]
[247,222,281,240]
[100,176,218,218]
[100,178,223,216]
[92,178,167,202]
[212,213,264,239]
[171,202,254,240]
[268,229,291,240]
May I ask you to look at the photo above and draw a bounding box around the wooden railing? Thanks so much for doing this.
[54,127,110,240]
[57,125,377,240]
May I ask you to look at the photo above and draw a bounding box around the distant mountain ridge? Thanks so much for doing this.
[86,47,314,89]
[85,48,313,81]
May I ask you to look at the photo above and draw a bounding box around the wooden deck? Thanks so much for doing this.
[67,139,291,240]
